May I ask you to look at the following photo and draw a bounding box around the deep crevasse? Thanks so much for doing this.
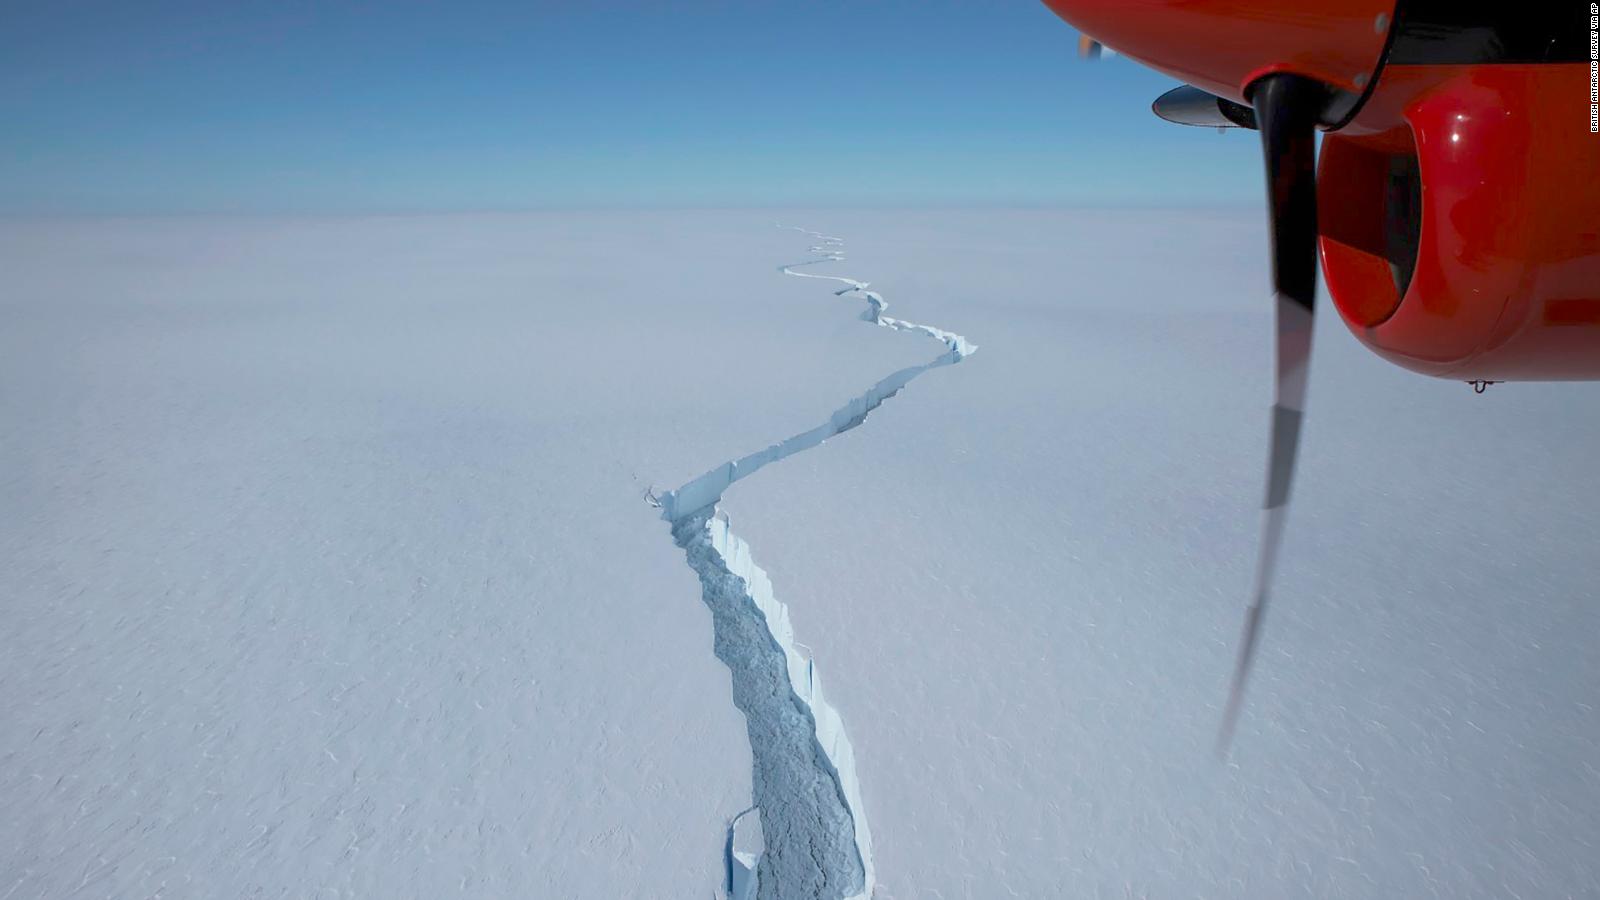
[660,229,974,900]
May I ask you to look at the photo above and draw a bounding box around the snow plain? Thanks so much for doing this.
[3,210,1598,899]
[0,213,928,899]
[719,210,1600,899]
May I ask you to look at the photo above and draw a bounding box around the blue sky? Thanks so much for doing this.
[0,0,1260,213]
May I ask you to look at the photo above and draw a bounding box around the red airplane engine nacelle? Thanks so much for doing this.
[1320,65,1600,381]
[1039,0,1394,111]
[1043,0,1600,382]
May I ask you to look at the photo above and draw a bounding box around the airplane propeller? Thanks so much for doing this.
[1151,85,1256,130]
[1076,33,1333,751]
[1217,73,1325,755]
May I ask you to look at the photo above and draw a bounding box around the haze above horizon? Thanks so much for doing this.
[1,1,1260,214]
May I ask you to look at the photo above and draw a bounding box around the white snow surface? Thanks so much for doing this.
[718,210,1600,899]
[0,212,929,899]
[4,210,1598,899]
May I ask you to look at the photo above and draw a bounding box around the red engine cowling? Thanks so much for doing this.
[1320,63,1600,381]
[1038,0,1393,108]
[1042,0,1600,381]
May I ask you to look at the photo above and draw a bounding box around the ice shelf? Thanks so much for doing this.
[659,229,974,899]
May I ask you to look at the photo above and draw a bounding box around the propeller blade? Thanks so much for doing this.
[1151,85,1257,130]
[1218,73,1323,757]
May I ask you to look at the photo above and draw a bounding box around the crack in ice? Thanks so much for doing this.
[661,228,974,900]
